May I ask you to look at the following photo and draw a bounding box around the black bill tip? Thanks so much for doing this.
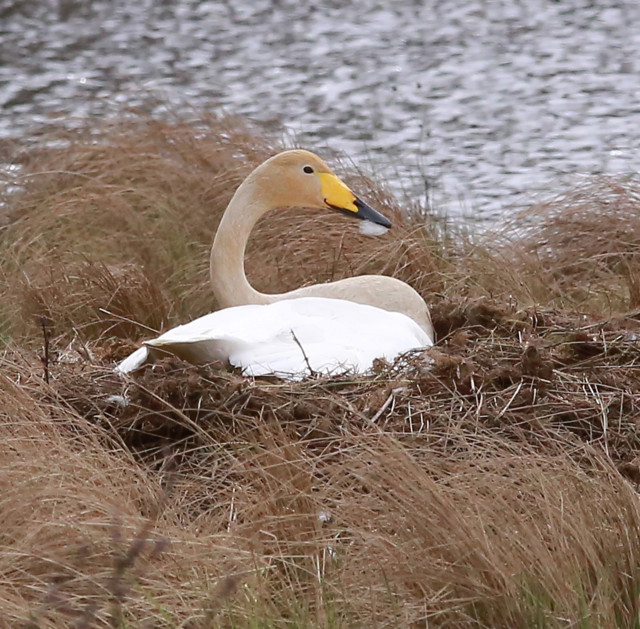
[353,198,392,228]
[326,196,392,228]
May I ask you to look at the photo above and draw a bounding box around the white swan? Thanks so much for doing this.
[116,150,434,378]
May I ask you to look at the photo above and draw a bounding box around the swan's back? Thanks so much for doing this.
[117,297,433,379]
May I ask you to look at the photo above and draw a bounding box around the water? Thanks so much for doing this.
[2,0,640,222]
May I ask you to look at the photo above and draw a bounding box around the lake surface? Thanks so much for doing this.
[2,0,640,222]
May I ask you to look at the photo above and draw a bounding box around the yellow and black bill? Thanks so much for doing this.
[316,171,392,228]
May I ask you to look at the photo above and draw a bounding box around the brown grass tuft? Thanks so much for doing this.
[4,329,640,626]
[0,111,443,347]
[469,176,640,312]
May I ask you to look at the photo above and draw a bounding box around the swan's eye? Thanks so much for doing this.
[303,166,314,174]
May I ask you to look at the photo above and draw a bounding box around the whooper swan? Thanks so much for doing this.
[116,150,434,378]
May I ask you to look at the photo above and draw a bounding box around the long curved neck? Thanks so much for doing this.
[209,174,364,309]
[209,178,275,307]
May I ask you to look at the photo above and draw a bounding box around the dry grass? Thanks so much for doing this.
[0,113,273,343]
[468,176,640,312]
[2,111,640,627]
[0,112,443,347]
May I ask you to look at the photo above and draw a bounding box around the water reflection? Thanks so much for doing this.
[1,0,639,222]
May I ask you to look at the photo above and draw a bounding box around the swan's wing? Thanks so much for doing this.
[114,307,261,373]
[242,297,432,377]
[216,298,432,377]
[116,297,433,378]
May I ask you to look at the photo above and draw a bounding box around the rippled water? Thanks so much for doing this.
[2,0,640,222]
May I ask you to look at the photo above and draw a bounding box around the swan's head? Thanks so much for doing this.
[251,149,392,229]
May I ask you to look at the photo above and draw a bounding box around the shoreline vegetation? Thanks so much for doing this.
[2,111,640,627]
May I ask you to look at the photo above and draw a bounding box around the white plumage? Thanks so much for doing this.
[116,297,432,378]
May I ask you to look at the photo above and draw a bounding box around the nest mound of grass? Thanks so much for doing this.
[5,296,640,626]
[3,111,640,627]
[45,297,640,478]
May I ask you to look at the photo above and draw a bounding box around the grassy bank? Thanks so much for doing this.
[1,112,640,627]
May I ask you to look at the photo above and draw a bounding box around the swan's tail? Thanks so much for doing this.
[115,346,150,374]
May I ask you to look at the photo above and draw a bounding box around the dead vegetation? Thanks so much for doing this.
[0,113,444,347]
[2,111,640,627]
[469,176,640,313]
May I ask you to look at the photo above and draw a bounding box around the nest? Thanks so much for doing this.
[40,298,640,478]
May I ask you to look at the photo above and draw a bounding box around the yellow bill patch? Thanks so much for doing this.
[316,172,358,213]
